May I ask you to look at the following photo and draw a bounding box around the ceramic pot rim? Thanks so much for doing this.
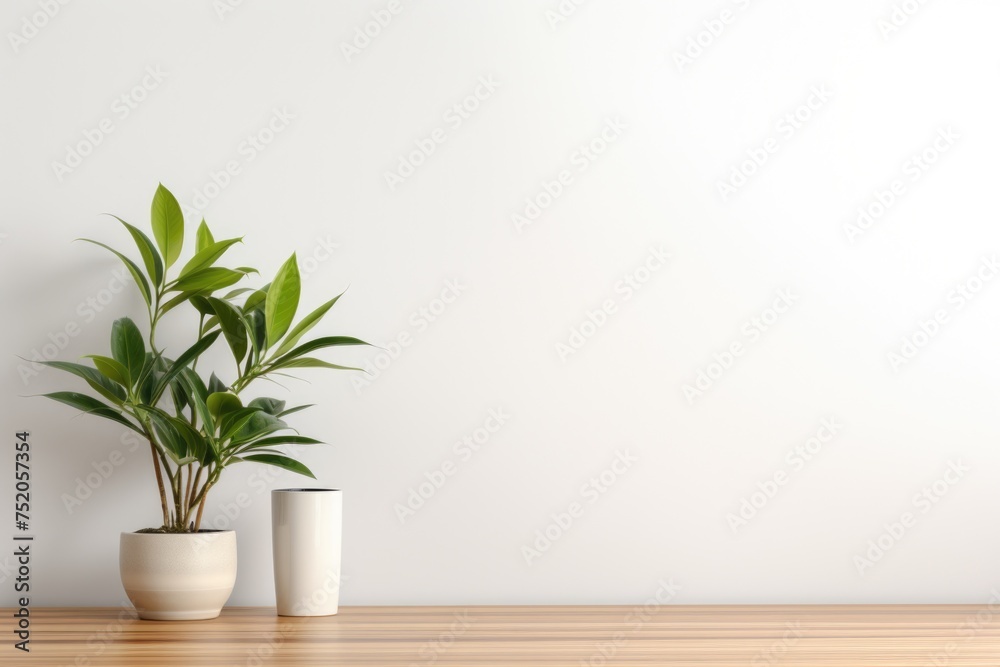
[120,530,236,536]
[272,488,341,493]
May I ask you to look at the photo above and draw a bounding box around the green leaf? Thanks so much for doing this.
[241,435,323,448]
[208,372,227,395]
[178,238,243,278]
[244,284,270,313]
[150,183,184,269]
[179,366,209,401]
[277,404,314,418]
[110,318,145,382]
[230,409,285,445]
[196,219,215,253]
[135,351,164,404]
[144,409,188,461]
[222,287,257,301]
[232,421,287,446]
[268,336,370,368]
[172,267,245,293]
[142,407,206,465]
[41,392,140,433]
[265,254,301,347]
[248,309,267,357]
[201,315,220,335]
[239,453,315,479]
[248,397,286,415]
[217,301,261,371]
[169,376,189,414]
[138,371,157,404]
[178,368,215,436]
[108,215,163,287]
[160,290,213,315]
[236,448,285,457]
[271,291,345,358]
[207,392,242,420]
[189,295,217,316]
[206,297,248,366]
[77,239,151,307]
[222,287,256,300]
[150,330,222,404]
[275,357,364,372]
[34,360,126,405]
[219,407,265,442]
[84,354,132,388]
[159,291,199,316]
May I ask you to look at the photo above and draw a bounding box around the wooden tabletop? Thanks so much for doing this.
[5,605,1000,666]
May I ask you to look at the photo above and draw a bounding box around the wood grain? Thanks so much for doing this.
[4,605,1000,666]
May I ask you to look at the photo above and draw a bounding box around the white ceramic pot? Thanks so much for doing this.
[119,530,237,621]
[272,488,342,616]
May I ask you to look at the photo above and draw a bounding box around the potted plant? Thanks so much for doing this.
[37,184,367,620]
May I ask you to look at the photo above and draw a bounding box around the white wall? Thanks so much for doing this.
[3,0,1000,606]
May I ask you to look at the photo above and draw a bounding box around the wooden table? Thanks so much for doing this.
[6,605,1000,666]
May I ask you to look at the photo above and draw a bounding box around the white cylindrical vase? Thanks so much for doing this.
[271,488,342,616]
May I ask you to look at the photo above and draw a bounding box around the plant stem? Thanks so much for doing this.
[149,291,161,356]
[171,465,183,530]
[183,466,204,528]
[149,319,159,356]
[147,440,170,528]
[193,481,214,532]
[231,369,260,394]
[178,466,186,522]
[184,466,195,519]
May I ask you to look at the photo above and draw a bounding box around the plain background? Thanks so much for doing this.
[3,0,1000,606]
